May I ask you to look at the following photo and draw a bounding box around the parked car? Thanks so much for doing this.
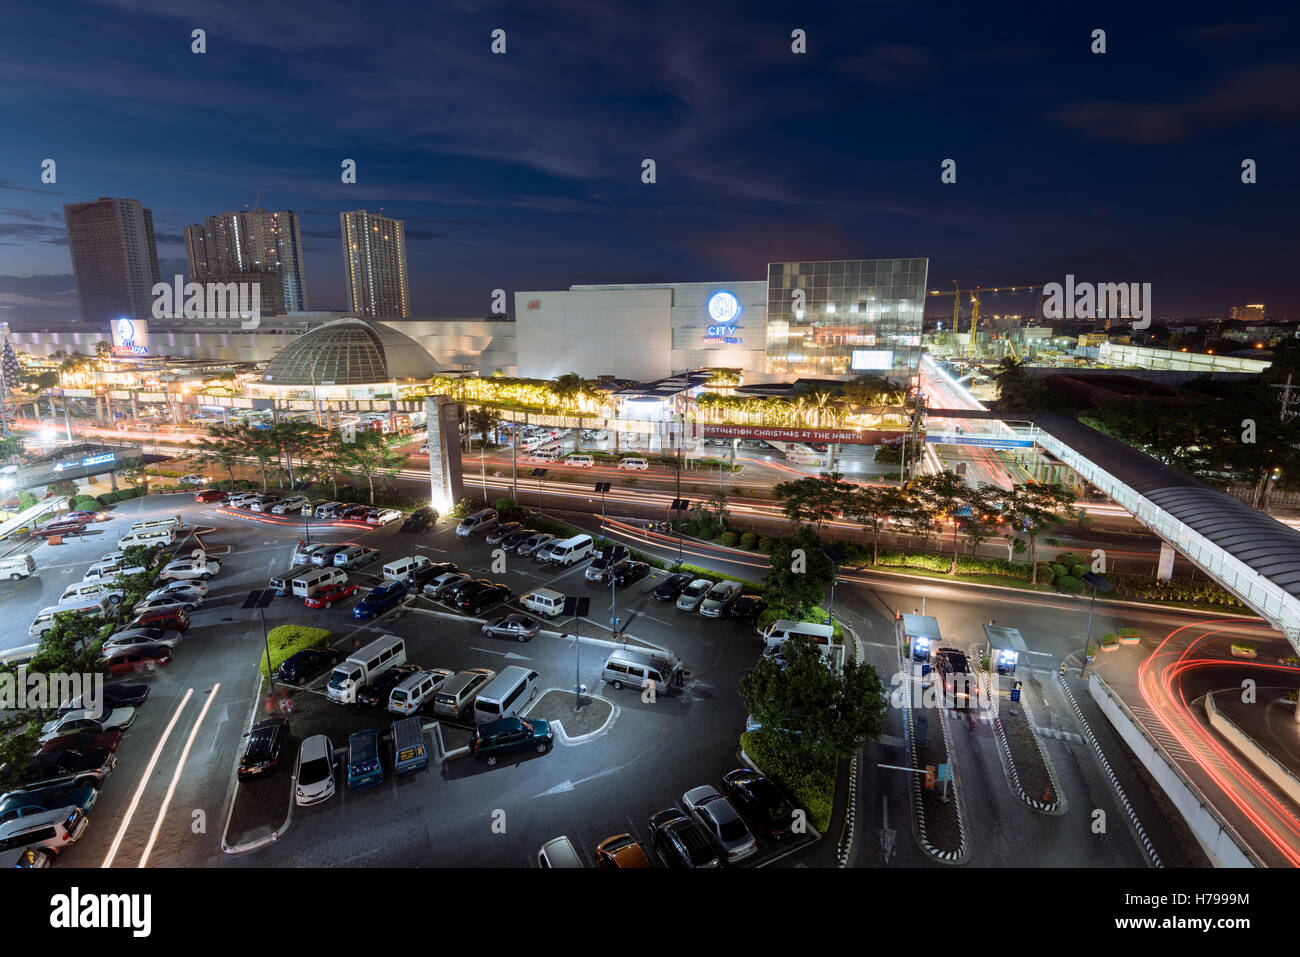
[303,583,360,609]
[346,729,384,791]
[40,707,135,743]
[653,572,694,601]
[314,502,345,519]
[16,749,116,791]
[148,580,207,600]
[103,628,182,652]
[682,785,758,862]
[158,557,220,581]
[441,576,490,603]
[126,608,190,632]
[104,646,173,676]
[356,665,419,709]
[485,522,523,546]
[133,594,200,615]
[675,578,712,612]
[63,510,107,523]
[294,735,337,806]
[33,520,86,539]
[482,614,538,642]
[368,508,403,525]
[292,542,330,565]
[333,545,379,569]
[595,833,653,868]
[647,808,722,868]
[194,489,225,503]
[407,561,456,590]
[0,786,97,826]
[249,496,282,512]
[516,533,555,557]
[500,527,537,551]
[698,580,743,618]
[178,474,208,486]
[610,560,651,588]
[728,594,767,623]
[271,496,310,515]
[537,836,584,868]
[57,683,148,714]
[407,507,438,530]
[424,572,470,601]
[352,580,409,620]
[723,769,797,840]
[238,716,289,780]
[310,545,348,567]
[37,730,123,756]
[472,716,553,767]
[342,505,371,521]
[455,581,510,615]
[277,647,342,686]
[585,545,630,582]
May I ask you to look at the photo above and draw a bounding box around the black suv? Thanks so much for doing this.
[610,560,650,588]
[933,646,974,703]
[653,572,694,601]
[728,595,767,624]
[238,716,289,780]
[277,648,343,686]
[648,808,722,868]
[457,582,511,615]
[18,748,116,790]
[500,528,538,551]
[408,507,438,530]
[485,522,523,546]
[723,769,796,840]
[356,665,419,708]
[408,562,457,590]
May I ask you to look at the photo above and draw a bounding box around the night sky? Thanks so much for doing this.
[1,0,1297,325]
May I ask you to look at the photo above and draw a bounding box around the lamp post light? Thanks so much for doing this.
[531,467,548,517]
[243,589,278,694]
[594,481,610,531]
[563,595,591,711]
[670,498,690,569]
[821,544,847,618]
[1077,571,1114,678]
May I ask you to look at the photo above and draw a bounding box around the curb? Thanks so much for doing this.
[974,655,1062,814]
[221,673,294,855]
[527,688,619,744]
[834,614,865,867]
[1056,668,1162,867]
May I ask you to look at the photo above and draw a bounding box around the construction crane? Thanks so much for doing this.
[927,282,1044,356]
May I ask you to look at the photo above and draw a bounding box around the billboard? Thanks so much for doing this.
[925,433,1035,449]
[701,424,909,445]
[851,349,893,370]
[110,317,149,356]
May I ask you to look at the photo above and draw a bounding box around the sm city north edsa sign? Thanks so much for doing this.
[704,291,743,344]
[110,317,149,356]
[702,425,910,445]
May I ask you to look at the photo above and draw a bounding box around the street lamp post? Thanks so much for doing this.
[1077,572,1114,678]
[531,468,548,517]
[670,498,690,569]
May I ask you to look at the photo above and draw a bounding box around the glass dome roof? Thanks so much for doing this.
[260,318,439,385]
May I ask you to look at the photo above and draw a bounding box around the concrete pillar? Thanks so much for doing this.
[1157,541,1175,581]
[425,395,464,513]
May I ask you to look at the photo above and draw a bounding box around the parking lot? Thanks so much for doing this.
[4,493,813,868]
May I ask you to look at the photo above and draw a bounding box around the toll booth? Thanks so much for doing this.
[985,624,1027,675]
[902,614,942,664]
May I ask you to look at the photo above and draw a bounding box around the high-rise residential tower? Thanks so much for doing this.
[340,209,410,319]
[63,197,161,323]
[184,208,309,312]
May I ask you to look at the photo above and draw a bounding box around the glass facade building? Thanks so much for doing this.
[764,258,929,380]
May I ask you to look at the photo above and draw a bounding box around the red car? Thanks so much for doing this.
[304,583,360,609]
[128,609,190,633]
[64,509,107,523]
[105,646,173,675]
[194,489,225,503]
[38,729,124,754]
[33,520,86,539]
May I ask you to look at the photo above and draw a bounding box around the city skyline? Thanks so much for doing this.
[2,1,1298,328]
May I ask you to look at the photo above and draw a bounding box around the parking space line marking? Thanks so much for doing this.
[102,688,194,869]
[138,683,220,867]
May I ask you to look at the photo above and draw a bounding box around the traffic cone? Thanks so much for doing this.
[1042,785,1051,803]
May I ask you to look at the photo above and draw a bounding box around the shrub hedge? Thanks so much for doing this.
[720,531,738,547]
[740,532,757,550]
[1056,575,1087,595]
[258,625,331,678]
[739,729,834,833]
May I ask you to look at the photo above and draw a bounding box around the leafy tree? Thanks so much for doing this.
[739,635,887,761]
[468,406,503,447]
[116,456,148,492]
[0,434,25,460]
[999,482,1083,583]
[845,485,911,566]
[192,425,244,485]
[236,424,279,491]
[773,471,851,530]
[909,473,1001,573]
[762,527,835,616]
[344,431,406,504]
[269,421,323,489]
[873,443,902,465]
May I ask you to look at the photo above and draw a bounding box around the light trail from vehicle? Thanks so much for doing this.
[138,683,221,868]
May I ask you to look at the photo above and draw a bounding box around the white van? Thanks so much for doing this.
[83,560,147,583]
[388,668,453,715]
[529,448,561,463]
[456,508,498,537]
[472,666,541,725]
[131,516,182,534]
[326,634,406,704]
[545,534,594,567]
[520,587,565,618]
[382,555,431,583]
[564,454,594,468]
[618,457,649,471]
[291,566,348,599]
[602,648,683,693]
[761,619,835,650]
[117,528,175,549]
[0,553,36,581]
[60,580,123,606]
[29,596,113,638]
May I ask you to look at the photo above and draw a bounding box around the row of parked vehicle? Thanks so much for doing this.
[537,767,798,868]
[208,489,403,525]
[0,680,153,867]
